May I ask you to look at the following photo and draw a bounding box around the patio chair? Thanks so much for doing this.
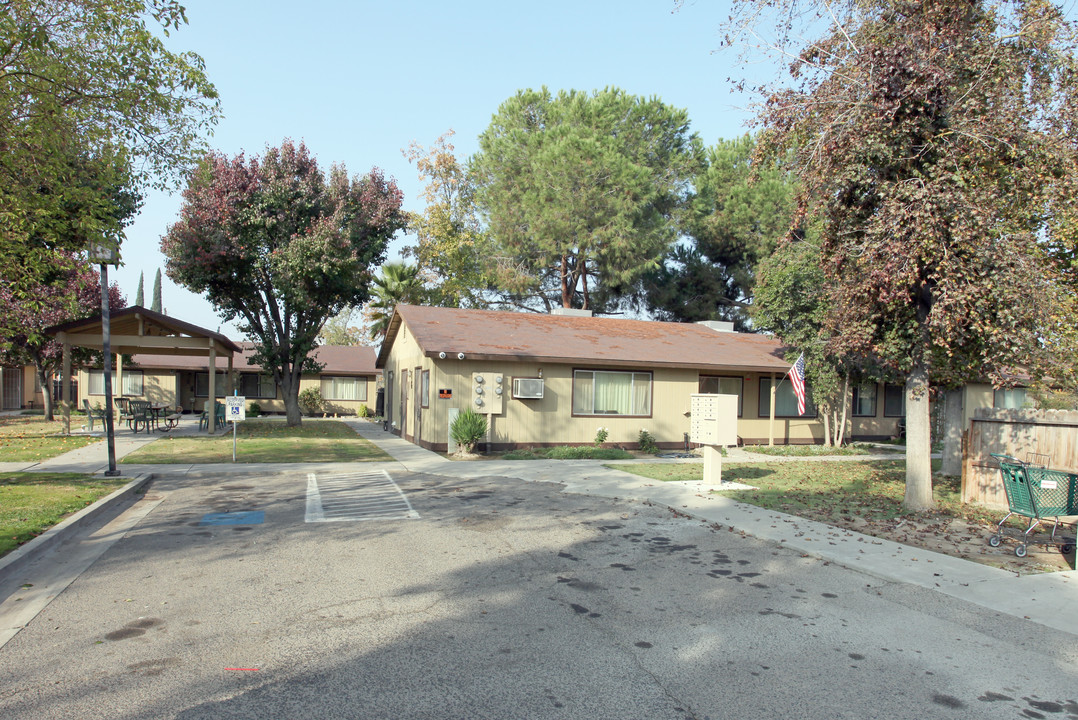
[128,400,152,433]
[114,397,131,427]
[82,399,106,432]
[199,401,225,431]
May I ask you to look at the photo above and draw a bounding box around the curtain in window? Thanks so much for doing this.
[322,377,365,401]
[573,372,594,414]
[574,371,650,415]
[632,373,651,415]
[595,372,631,414]
[89,371,143,396]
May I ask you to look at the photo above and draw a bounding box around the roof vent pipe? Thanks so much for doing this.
[551,308,593,317]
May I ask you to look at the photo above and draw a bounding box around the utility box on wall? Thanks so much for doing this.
[690,394,738,447]
[472,372,504,414]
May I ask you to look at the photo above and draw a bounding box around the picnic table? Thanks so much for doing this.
[155,405,183,432]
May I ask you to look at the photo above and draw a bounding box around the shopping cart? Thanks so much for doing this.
[988,454,1077,557]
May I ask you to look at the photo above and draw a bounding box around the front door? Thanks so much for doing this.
[385,371,394,429]
[400,369,409,439]
[1,368,22,410]
[413,366,422,444]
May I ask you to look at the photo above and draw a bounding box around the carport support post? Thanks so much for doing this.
[60,333,71,435]
[768,372,777,447]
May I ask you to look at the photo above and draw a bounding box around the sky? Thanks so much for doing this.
[117,0,761,336]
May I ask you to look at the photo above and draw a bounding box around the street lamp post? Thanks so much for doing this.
[88,242,121,477]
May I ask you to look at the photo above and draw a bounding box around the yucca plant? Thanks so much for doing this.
[451,408,488,454]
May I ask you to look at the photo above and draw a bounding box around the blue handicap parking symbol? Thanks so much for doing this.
[200,511,265,526]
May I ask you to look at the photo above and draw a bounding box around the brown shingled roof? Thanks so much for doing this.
[129,343,379,375]
[376,305,791,372]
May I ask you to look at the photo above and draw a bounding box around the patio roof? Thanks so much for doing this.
[47,305,241,357]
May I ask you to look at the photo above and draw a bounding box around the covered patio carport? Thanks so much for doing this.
[48,305,242,434]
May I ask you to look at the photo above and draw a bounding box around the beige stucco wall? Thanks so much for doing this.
[381,321,900,450]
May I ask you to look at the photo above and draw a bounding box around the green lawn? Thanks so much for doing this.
[613,459,992,524]
[0,472,128,557]
[0,415,101,462]
[120,419,393,464]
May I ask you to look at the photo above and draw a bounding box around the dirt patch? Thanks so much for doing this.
[833,513,1076,574]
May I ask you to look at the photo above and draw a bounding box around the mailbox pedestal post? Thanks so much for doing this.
[703,444,723,485]
[691,393,738,486]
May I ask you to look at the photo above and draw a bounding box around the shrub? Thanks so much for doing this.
[593,426,609,447]
[638,428,658,454]
[358,404,371,418]
[545,446,634,460]
[248,402,261,417]
[450,408,488,454]
[299,388,326,416]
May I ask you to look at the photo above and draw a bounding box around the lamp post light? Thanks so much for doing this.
[88,242,121,477]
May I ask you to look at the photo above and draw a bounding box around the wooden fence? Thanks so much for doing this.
[962,408,1078,508]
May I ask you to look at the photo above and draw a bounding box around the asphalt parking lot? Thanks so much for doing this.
[1,468,1077,720]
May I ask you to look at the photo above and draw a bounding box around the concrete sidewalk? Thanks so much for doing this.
[2,416,1075,637]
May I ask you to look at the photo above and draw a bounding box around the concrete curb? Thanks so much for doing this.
[0,473,153,581]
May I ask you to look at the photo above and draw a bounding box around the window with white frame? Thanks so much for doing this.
[321,376,368,402]
[698,375,743,416]
[757,377,816,417]
[572,370,652,416]
[89,370,144,396]
[852,382,877,417]
[239,373,277,399]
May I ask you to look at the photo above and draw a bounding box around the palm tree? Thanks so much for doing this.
[367,262,426,340]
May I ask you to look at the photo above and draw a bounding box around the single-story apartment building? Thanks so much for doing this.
[73,342,380,416]
[376,305,912,452]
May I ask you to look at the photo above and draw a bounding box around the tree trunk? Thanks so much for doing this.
[33,358,54,421]
[836,375,849,447]
[560,255,571,308]
[822,408,832,446]
[904,363,935,511]
[280,371,303,426]
[940,388,964,476]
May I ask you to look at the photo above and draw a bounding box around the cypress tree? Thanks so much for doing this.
[151,268,162,312]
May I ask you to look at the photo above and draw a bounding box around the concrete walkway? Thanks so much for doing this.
[2,417,1075,637]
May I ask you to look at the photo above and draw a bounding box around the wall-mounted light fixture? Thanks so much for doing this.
[457,352,465,360]
[438,351,446,359]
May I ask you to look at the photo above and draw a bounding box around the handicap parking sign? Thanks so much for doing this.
[225,396,246,422]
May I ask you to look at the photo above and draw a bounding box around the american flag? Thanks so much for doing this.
[788,353,807,416]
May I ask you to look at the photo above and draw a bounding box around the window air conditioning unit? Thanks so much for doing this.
[513,378,544,399]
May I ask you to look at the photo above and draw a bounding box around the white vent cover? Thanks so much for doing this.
[513,378,544,399]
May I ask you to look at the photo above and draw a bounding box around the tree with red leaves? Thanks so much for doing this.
[161,140,406,426]
[730,0,1078,510]
[0,251,125,421]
